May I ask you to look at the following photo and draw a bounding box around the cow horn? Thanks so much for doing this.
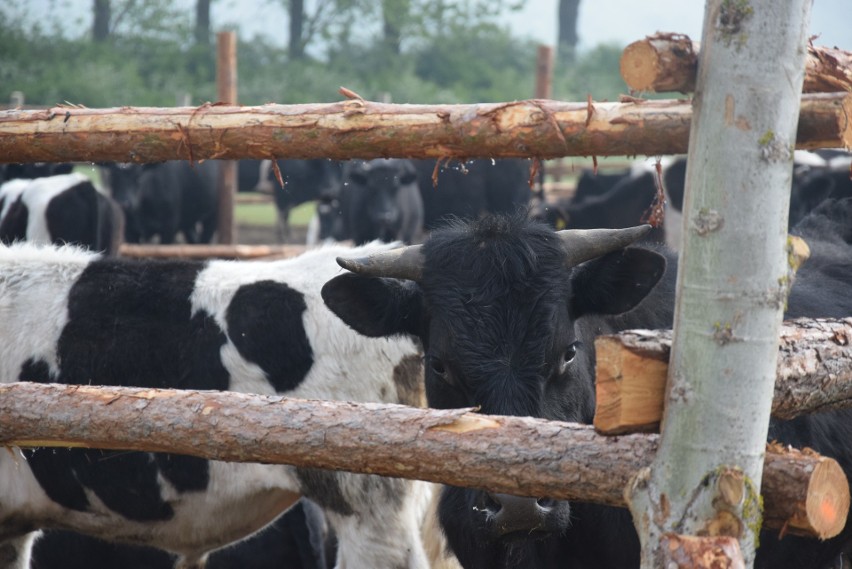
[336,245,424,281]
[558,225,652,267]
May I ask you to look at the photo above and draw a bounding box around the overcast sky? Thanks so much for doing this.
[17,0,850,52]
[210,0,850,52]
[504,0,849,50]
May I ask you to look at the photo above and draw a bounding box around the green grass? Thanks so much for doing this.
[235,198,316,227]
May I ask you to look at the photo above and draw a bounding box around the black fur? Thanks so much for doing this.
[324,205,852,569]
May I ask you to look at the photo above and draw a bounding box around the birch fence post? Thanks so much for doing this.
[624,1,814,567]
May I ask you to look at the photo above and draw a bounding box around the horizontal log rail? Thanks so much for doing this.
[118,243,307,260]
[0,382,847,539]
[0,93,850,164]
[595,318,852,435]
[620,34,852,94]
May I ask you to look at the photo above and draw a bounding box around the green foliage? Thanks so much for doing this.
[0,0,627,108]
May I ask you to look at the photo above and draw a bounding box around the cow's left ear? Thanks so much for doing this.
[322,273,423,338]
[570,247,667,316]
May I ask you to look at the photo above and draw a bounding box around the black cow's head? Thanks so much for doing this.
[343,158,419,244]
[322,215,666,566]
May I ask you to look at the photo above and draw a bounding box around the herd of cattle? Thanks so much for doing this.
[1,150,851,569]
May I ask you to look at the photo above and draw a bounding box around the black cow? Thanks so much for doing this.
[0,163,75,183]
[413,158,533,230]
[535,158,681,248]
[0,241,434,569]
[100,161,219,244]
[323,202,852,569]
[309,159,423,246]
[255,159,343,242]
[0,173,124,255]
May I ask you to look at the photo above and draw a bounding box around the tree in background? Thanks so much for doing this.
[93,0,110,42]
[558,0,580,62]
[0,0,626,107]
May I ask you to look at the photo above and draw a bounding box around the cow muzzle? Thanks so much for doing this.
[480,492,566,540]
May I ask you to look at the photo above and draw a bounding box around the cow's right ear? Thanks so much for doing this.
[322,273,422,338]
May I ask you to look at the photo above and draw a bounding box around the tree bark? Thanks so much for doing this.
[0,382,846,539]
[626,2,814,566]
[0,94,849,164]
[118,243,307,259]
[594,318,852,435]
[621,33,852,94]
[660,535,744,569]
[92,0,111,42]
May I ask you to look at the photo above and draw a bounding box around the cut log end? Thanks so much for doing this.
[594,335,667,435]
[799,457,850,539]
[620,41,661,93]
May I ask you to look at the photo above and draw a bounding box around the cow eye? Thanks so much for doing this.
[559,343,578,373]
[428,356,447,377]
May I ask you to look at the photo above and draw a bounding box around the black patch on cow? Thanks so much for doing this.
[295,468,353,516]
[0,197,28,244]
[23,257,229,520]
[44,181,100,249]
[226,280,314,393]
[18,358,51,383]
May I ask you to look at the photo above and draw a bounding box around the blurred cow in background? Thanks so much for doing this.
[254,159,343,242]
[0,170,124,255]
[100,161,219,244]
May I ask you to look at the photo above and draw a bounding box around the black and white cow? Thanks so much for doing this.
[0,173,124,255]
[100,161,219,244]
[0,241,433,569]
[322,202,852,569]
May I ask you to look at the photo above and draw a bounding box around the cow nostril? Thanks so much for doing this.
[536,497,556,510]
[482,493,502,515]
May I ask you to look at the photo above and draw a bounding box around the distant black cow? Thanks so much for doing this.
[255,159,343,242]
[339,158,423,245]
[0,162,74,183]
[0,241,434,569]
[535,158,680,247]
[413,158,533,230]
[0,173,124,255]
[100,161,218,244]
[323,200,852,569]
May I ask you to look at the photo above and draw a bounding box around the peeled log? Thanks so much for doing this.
[621,34,852,94]
[0,382,847,539]
[118,243,307,260]
[0,94,850,164]
[594,318,852,435]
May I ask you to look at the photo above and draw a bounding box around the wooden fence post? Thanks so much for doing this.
[216,31,237,245]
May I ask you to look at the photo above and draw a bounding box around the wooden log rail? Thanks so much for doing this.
[595,318,852,435]
[0,382,847,539]
[621,33,852,94]
[0,93,850,164]
[118,243,308,260]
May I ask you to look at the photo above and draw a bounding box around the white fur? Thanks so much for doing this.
[0,241,432,569]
